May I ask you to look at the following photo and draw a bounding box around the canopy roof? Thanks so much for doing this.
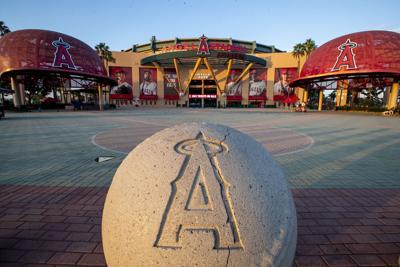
[0,29,115,85]
[140,50,267,68]
[128,36,282,54]
[291,30,400,87]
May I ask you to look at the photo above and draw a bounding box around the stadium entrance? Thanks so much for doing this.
[138,36,269,108]
[188,79,217,108]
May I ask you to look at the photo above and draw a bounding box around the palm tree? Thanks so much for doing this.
[329,91,336,102]
[0,21,11,36]
[291,39,317,104]
[303,38,317,59]
[95,42,116,73]
[292,43,305,74]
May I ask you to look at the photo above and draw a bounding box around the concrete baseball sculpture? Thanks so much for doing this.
[102,123,297,266]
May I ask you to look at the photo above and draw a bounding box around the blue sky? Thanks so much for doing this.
[1,0,399,52]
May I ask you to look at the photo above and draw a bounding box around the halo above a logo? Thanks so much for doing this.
[331,39,358,71]
[197,35,210,56]
[52,37,77,70]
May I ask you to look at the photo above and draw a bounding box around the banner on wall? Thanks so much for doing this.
[273,68,298,103]
[163,68,179,100]
[249,68,267,100]
[226,69,242,100]
[109,67,133,100]
[139,68,157,99]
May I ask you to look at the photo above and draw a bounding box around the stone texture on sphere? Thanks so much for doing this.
[102,123,297,267]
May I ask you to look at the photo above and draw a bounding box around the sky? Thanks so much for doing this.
[1,0,399,52]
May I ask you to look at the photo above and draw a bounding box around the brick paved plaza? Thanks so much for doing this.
[0,109,399,266]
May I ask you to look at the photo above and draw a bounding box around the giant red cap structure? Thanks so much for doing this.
[0,29,115,84]
[291,30,400,87]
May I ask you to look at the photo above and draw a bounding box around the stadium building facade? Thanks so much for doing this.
[2,30,398,112]
[108,36,306,107]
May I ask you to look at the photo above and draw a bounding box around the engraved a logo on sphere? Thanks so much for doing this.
[155,132,243,249]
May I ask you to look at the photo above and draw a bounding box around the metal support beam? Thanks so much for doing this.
[303,89,308,103]
[388,82,399,110]
[11,76,21,108]
[98,84,104,111]
[318,90,323,111]
[234,63,254,84]
[173,58,183,94]
[152,61,161,69]
[184,57,203,93]
[19,81,26,106]
[337,80,343,107]
[203,57,221,94]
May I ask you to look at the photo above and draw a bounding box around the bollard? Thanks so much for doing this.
[103,122,297,267]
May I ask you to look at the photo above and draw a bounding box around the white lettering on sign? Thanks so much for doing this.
[189,94,217,99]
[155,35,248,54]
[194,73,212,80]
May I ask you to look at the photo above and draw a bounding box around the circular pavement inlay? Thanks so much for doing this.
[93,125,313,156]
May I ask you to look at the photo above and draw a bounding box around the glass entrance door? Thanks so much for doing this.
[188,87,202,108]
[188,79,218,108]
[203,87,217,107]
[188,80,202,108]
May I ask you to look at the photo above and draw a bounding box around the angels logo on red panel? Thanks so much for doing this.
[52,37,77,70]
[197,35,210,55]
[331,39,358,71]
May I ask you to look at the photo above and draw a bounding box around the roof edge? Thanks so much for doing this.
[124,37,282,53]
[0,68,117,85]
[290,70,400,87]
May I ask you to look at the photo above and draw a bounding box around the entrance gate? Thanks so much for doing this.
[189,79,217,108]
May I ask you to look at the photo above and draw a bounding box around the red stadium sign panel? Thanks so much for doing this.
[159,35,248,54]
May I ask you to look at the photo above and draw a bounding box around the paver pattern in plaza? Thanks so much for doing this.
[1,108,400,266]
